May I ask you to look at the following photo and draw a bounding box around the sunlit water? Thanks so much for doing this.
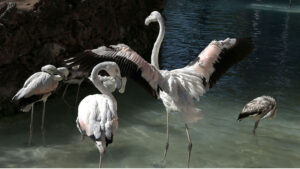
[1,0,300,167]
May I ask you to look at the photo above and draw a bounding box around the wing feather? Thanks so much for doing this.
[66,44,168,98]
[187,37,254,88]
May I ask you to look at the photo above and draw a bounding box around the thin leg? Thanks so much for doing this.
[62,84,69,99]
[162,110,170,162]
[28,104,34,146]
[74,83,82,107]
[185,123,192,168]
[62,84,73,108]
[253,120,260,135]
[81,134,85,141]
[41,100,47,145]
[99,151,104,168]
[290,0,292,8]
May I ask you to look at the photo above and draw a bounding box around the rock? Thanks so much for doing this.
[0,0,165,116]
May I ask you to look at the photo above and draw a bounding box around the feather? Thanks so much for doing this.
[65,44,169,98]
[187,37,254,88]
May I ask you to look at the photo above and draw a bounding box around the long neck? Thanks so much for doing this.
[91,65,116,103]
[151,17,165,69]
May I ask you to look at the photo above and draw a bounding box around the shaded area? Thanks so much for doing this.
[0,0,165,116]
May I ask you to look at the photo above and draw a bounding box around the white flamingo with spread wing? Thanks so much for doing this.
[145,11,254,166]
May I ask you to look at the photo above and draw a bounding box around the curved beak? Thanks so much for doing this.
[118,77,127,93]
[115,77,122,90]
[145,17,151,26]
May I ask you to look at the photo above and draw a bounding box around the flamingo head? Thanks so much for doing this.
[145,11,163,26]
[57,67,70,80]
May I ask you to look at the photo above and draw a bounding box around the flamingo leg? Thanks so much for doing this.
[81,134,85,141]
[62,84,69,99]
[253,120,260,135]
[28,104,34,146]
[290,0,292,8]
[74,82,82,107]
[185,123,192,168]
[162,109,170,162]
[41,99,47,145]
[62,84,74,108]
[99,150,104,168]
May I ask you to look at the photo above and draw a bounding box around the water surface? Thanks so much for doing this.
[1,0,300,167]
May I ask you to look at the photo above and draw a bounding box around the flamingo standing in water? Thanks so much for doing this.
[144,11,254,166]
[66,12,253,167]
[76,62,126,168]
[12,65,69,145]
[238,96,277,135]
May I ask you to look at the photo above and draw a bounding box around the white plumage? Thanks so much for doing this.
[145,11,254,167]
[76,62,125,168]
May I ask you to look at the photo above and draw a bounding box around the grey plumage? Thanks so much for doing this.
[11,65,68,145]
[238,95,277,134]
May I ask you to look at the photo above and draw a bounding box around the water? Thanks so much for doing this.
[1,0,300,167]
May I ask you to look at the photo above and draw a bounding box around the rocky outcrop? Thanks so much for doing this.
[0,0,165,116]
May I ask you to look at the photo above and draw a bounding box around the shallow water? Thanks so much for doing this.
[1,0,300,167]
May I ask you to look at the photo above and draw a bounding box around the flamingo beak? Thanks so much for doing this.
[118,77,127,93]
[145,15,155,26]
[115,77,126,93]
[145,17,151,26]
[115,77,122,90]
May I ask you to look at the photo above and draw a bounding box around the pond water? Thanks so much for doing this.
[1,0,300,167]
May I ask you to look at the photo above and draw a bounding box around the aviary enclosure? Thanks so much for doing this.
[0,0,299,168]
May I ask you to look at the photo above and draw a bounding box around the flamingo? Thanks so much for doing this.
[65,12,253,167]
[59,65,127,108]
[238,96,277,135]
[76,62,126,168]
[12,65,69,145]
[144,11,254,166]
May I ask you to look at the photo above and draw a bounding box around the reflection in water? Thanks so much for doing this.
[1,0,300,167]
[249,3,300,13]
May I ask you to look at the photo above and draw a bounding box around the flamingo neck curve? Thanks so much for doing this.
[91,63,116,104]
[151,16,165,70]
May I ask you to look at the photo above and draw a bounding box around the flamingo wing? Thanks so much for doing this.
[12,72,59,109]
[65,44,168,98]
[187,37,254,88]
[165,38,253,103]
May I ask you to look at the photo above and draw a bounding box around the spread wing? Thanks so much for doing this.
[187,37,254,88]
[168,37,254,102]
[65,44,169,98]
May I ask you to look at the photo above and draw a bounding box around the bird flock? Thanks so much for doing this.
[11,11,277,168]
